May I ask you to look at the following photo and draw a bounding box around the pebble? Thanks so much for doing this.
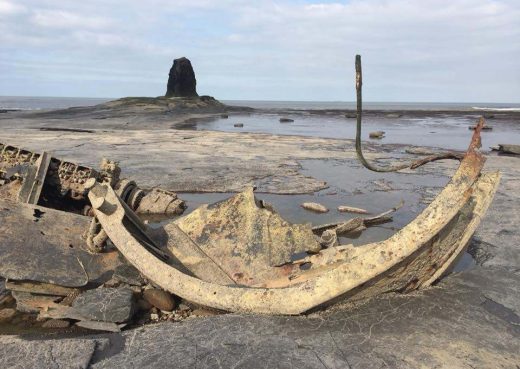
[143,289,176,312]
[136,298,153,311]
[337,205,369,214]
[301,202,329,213]
[385,113,402,118]
[0,308,16,322]
[369,131,385,139]
[279,117,294,123]
[178,303,191,311]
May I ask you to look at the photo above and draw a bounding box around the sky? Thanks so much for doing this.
[0,0,519,102]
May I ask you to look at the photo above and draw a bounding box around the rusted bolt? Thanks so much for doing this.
[93,229,108,249]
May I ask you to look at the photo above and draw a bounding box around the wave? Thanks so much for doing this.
[0,107,39,111]
[472,107,520,112]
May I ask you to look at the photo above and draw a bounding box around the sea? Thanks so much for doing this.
[0,95,519,112]
[1,96,519,151]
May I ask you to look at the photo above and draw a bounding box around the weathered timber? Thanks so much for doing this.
[18,151,51,204]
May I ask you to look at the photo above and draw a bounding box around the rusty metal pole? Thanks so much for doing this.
[354,55,462,172]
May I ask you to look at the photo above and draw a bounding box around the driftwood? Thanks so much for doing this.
[355,54,468,172]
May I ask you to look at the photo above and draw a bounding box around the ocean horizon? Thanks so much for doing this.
[1,96,519,112]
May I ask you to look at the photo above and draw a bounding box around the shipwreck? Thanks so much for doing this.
[0,117,499,323]
[87,119,499,314]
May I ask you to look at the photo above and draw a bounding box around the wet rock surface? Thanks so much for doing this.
[41,319,71,329]
[112,264,144,287]
[2,264,518,369]
[72,287,135,323]
[0,335,99,369]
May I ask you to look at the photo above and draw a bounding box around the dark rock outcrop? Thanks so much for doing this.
[165,57,198,98]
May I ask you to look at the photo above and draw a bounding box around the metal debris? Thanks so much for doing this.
[0,142,186,215]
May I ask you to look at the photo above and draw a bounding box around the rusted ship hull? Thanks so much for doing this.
[88,122,499,315]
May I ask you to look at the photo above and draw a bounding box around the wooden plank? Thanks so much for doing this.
[27,152,51,204]
[17,152,51,204]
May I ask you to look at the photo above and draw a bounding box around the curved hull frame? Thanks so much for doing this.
[89,124,500,315]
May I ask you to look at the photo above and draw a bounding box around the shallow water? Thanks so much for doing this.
[192,113,520,151]
[174,159,450,246]
[223,100,520,111]
[169,158,477,273]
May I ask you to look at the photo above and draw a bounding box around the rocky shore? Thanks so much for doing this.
[0,96,519,368]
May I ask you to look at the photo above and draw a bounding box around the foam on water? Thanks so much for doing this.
[472,106,520,112]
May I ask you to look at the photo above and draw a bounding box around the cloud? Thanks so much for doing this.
[31,10,114,30]
[0,0,26,15]
[0,0,519,101]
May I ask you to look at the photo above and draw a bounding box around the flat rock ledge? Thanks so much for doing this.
[0,265,518,369]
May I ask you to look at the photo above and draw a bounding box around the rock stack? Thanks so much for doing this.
[165,57,198,98]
